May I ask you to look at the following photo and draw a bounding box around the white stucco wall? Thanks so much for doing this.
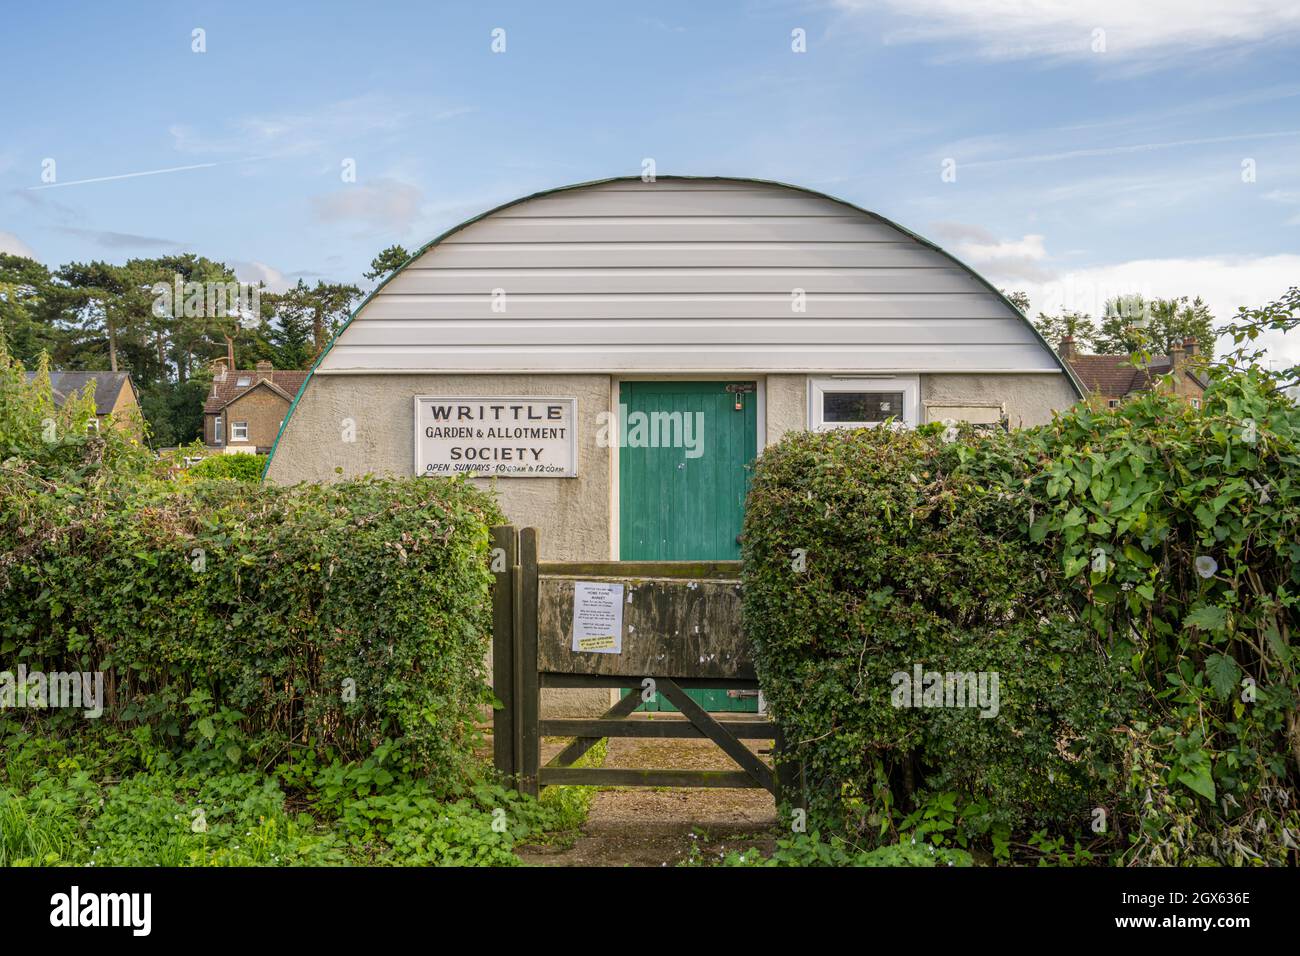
[266,372,613,561]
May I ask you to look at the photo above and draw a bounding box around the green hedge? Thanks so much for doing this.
[182,453,265,481]
[744,371,1298,864]
[743,424,1128,845]
[0,467,502,789]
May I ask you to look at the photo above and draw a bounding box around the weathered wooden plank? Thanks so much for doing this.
[542,718,777,740]
[538,768,761,788]
[541,674,761,691]
[536,575,750,679]
[490,525,517,781]
[519,528,541,797]
[545,690,645,769]
[538,560,740,579]
[657,679,776,795]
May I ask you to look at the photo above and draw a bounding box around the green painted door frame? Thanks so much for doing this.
[618,380,758,713]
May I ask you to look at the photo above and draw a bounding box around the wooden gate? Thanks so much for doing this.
[490,525,791,798]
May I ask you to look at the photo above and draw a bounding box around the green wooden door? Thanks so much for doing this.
[619,380,758,713]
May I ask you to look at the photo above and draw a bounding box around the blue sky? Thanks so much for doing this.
[3,0,1298,361]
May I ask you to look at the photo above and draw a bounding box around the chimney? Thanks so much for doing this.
[1184,336,1198,358]
[256,359,273,382]
[1170,339,1186,373]
[1057,335,1077,362]
[210,358,228,397]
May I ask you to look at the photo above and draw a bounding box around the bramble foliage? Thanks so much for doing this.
[745,369,1298,864]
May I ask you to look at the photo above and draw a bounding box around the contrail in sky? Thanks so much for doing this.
[28,156,264,189]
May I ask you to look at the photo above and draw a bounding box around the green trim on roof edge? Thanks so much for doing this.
[261,174,1085,481]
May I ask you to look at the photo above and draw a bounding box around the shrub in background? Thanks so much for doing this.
[182,452,265,481]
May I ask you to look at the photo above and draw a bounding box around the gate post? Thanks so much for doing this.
[490,525,518,784]
[519,528,541,797]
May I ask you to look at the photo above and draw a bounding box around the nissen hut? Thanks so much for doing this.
[266,175,1081,563]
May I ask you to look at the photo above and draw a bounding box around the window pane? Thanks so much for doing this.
[823,391,904,423]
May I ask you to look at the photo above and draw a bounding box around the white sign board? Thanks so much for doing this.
[414,397,577,478]
[571,581,624,654]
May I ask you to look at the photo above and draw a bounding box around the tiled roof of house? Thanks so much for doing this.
[203,370,308,413]
[25,370,135,416]
[1066,354,1205,399]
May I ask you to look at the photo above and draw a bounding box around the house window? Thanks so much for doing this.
[86,417,100,433]
[231,421,249,442]
[809,376,919,430]
[1108,399,1120,409]
[214,415,224,444]
[1192,399,1201,409]
[236,376,252,387]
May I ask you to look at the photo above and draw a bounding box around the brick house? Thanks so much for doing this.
[203,361,307,453]
[1058,337,1207,409]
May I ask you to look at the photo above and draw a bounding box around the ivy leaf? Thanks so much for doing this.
[1183,604,1228,633]
[1177,765,1217,801]
[1063,555,1088,577]
[1204,653,1240,700]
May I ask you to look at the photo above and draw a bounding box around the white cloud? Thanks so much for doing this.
[310,177,426,234]
[930,222,1052,280]
[1000,254,1300,364]
[836,0,1300,62]
[959,233,1046,262]
[233,261,295,294]
[0,231,36,259]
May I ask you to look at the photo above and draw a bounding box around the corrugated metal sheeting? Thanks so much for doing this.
[317,178,1064,374]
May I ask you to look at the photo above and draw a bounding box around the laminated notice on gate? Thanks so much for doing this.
[571,582,624,654]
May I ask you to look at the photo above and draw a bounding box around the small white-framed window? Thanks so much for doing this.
[214,414,224,444]
[809,376,919,430]
[1108,399,1121,409]
[231,420,249,442]
[1191,398,1201,410]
